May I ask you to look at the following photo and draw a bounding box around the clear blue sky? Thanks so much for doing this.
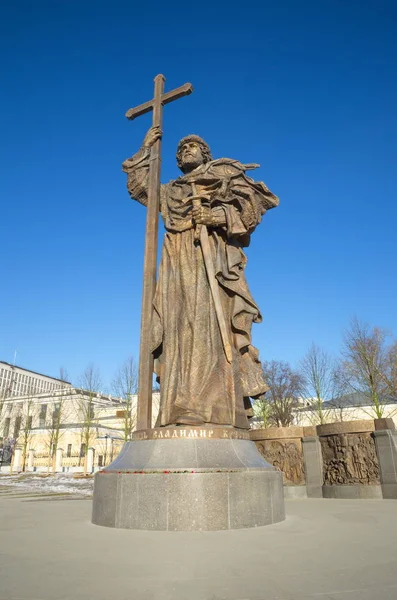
[1,1,396,389]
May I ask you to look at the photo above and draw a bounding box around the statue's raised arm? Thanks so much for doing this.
[122,126,162,206]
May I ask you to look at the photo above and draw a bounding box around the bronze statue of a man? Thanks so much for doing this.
[123,126,279,429]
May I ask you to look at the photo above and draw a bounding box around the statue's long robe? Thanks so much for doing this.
[123,147,279,429]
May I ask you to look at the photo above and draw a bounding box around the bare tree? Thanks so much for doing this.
[261,360,304,427]
[16,388,35,472]
[112,357,138,441]
[0,384,7,445]
[385,340,397,398]
[299,343,346,424]
[342,318,393,419]
[252,394,273,428]
[77,364,102,475]
[324,363,352,422]
[0,370,15,442]
[59,367,70,384]
[1,383,15,466]
[43,368,72,473]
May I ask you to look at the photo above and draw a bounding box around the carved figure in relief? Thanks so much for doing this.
[256,440,304,485]
[123,127,279,429]
[321,433,380,485]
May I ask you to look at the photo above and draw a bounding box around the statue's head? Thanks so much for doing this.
[176,135,212,173]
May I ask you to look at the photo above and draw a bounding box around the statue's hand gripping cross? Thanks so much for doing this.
[126,74,193,431]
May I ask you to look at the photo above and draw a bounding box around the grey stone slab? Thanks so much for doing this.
[106,438,199,470]
[306,484,323,498]
[374,430,397,485]
[104,438,274,472]
[381,483,397,499]
[194,438,243,468]
[231,438,274,468]
[167,472,229,531]
[283,485,307,499]
[95,469,285,531]
[109,439,155,470]
[322,485,382,499]
[91,472,118,527]
[114,473,139,528]
[135,474,169,530]
[113,441,129,462]
[143,439,198,470]
[268,471,286,523]
[302,436,323,498]
[228,470,284,528]
[228,471,270,529]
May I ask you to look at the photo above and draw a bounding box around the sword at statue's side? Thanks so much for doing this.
[191,182,233,364]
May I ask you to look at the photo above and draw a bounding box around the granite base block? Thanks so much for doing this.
[306,484,323,498]
[374,430,397,490]
[283,486,307,500]
[322,485,383,499]
[381,483,397,499]
[92,438,285,531]
[302,437,323,498]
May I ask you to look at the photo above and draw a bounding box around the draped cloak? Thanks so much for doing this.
[123,146,279,429]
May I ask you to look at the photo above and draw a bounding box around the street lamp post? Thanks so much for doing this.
[110,436,114,463]
[104,434,109,466]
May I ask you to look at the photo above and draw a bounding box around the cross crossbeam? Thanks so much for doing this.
[125,82,193,120]
[126,74,193,431]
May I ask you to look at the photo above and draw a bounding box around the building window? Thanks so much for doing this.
[67,444,72,457]
[52,403,61,425]
[27,416,33,430]
[98,455,104,467]
[80,444,86,458]
[39,404,47,428]
[3,418,10,439]
[13,416,21,440]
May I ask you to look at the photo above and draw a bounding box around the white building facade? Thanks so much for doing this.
[0,361,71,398]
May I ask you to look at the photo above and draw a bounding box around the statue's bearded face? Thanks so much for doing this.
[180,142,204,172]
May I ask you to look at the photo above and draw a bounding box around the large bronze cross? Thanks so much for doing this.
[125,74,193,431]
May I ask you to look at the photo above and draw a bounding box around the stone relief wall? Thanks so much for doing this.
[255,439,305,485]
[320,433,380,485]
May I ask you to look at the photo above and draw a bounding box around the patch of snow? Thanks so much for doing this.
[0,474,93,497]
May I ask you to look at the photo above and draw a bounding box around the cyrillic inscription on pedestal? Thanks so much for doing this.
[131,426,251,441]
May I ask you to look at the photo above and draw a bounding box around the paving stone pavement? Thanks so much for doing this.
[0,496,396,600]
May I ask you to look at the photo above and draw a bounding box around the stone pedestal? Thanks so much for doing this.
[12,447,22,472]
[87,448,95,473]
[92,426,285,531]
[302,436,323,498]
[374,430,397,499]
[55,448,63,472]
[27,449,35,470]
